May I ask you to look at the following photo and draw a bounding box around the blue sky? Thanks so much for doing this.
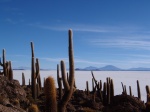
[1,0,150,69]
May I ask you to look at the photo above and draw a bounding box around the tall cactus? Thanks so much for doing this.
[45,76,57,112]
[31,42,36,99]
[58,29,75,112]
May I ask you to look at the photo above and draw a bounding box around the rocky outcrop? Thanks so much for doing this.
[0,75,29,112]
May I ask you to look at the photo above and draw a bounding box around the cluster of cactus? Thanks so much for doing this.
[90,72,114,105]
[30,42,42,99]
[0,49,13,80]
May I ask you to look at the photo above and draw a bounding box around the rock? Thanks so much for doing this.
[0,104,26,112]
[0,76,29,112]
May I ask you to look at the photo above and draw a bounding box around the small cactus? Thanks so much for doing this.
[28,104,39,112]
[137,80,141,100]
[22,72,25,86]
[86,81,89,95]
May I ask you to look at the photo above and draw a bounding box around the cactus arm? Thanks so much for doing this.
[61,60,70,91]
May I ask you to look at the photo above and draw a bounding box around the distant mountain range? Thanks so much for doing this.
[75,65,150,71]
[1,65,149,71]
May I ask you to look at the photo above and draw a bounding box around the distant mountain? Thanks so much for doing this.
[99,65,121,71]
[75,65,150,71]
[84,66,99,70]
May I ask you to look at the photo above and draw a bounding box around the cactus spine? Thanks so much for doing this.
[45,76,57,112]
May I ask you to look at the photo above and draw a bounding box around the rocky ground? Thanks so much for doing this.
[0,75,149,112]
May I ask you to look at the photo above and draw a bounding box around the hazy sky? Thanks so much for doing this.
[1,0,150,69]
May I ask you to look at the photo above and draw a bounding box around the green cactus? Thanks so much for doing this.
[45,76,57,112]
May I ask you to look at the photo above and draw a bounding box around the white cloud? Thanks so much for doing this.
[33,23,143,33]
[90,37,150,50]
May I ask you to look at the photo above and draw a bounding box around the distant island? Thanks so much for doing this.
[75,65,150,71]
